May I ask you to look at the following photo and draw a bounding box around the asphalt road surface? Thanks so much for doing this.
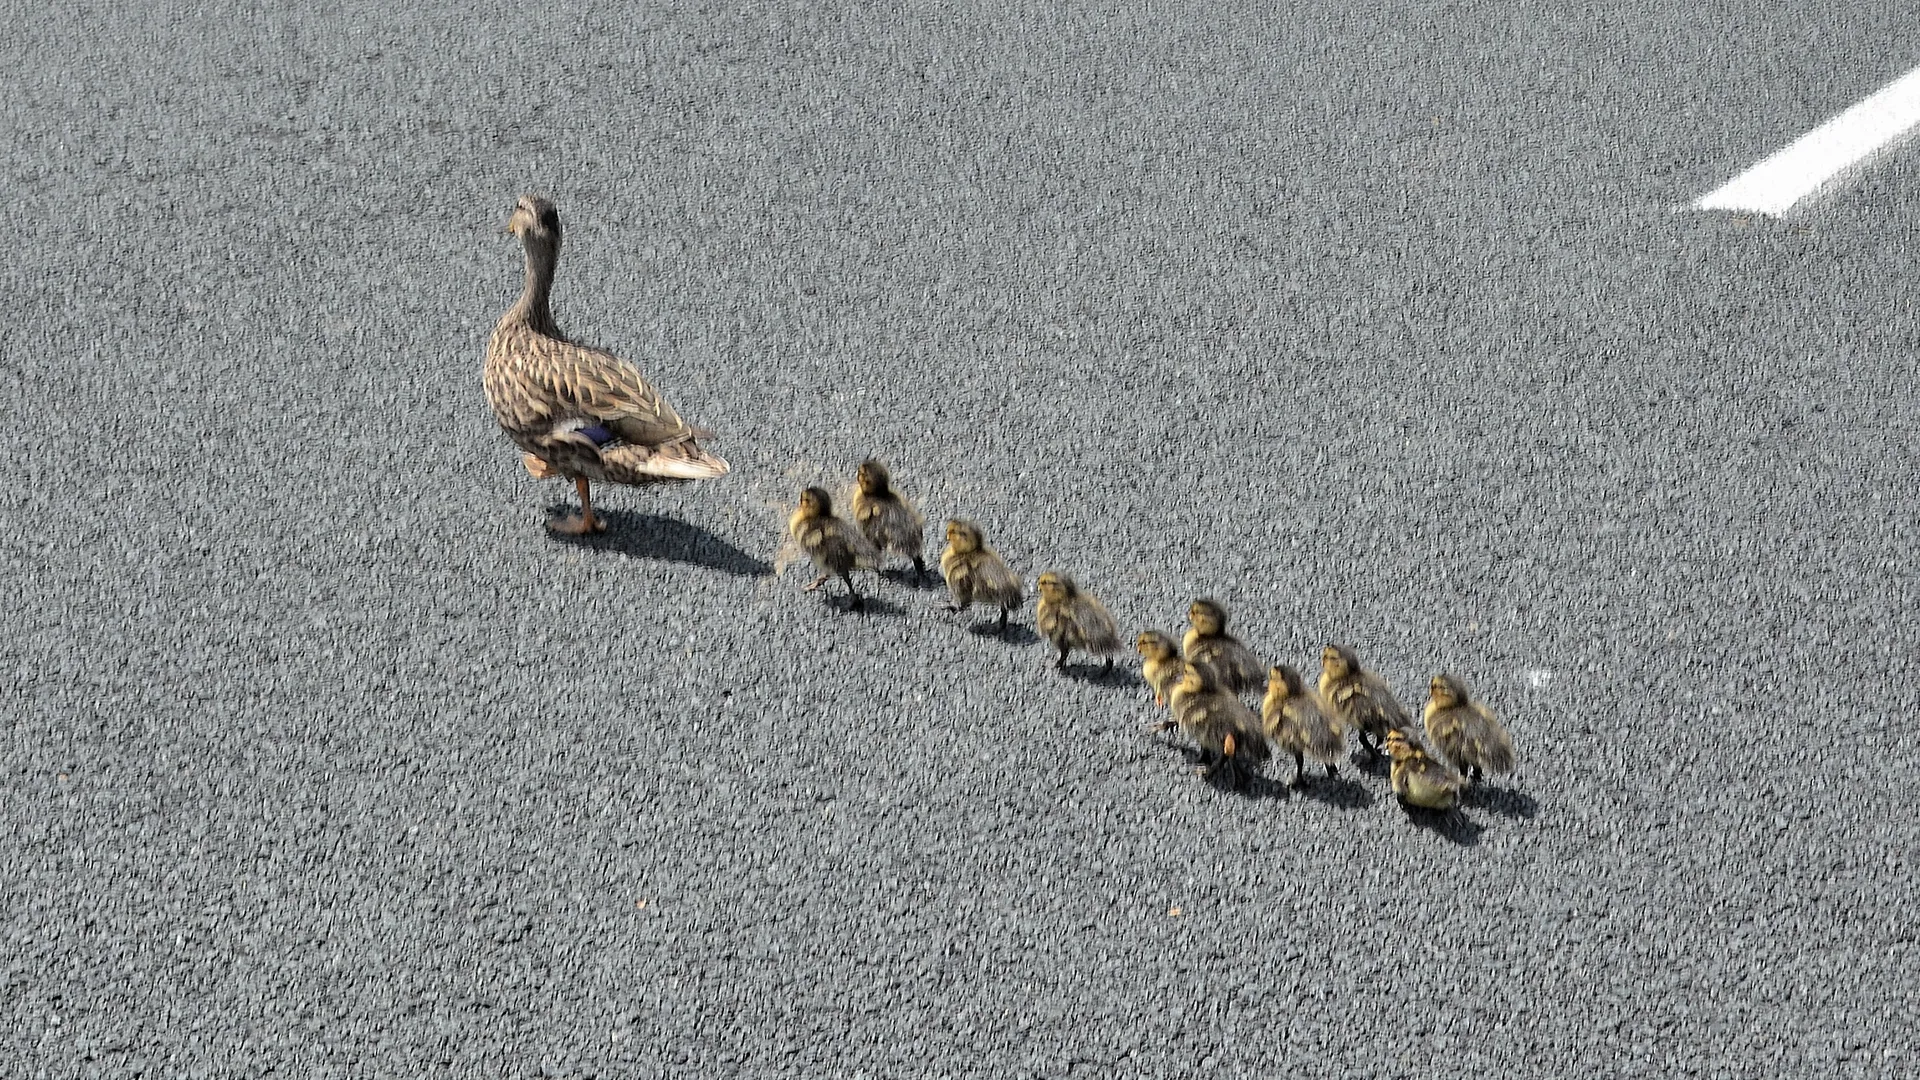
[5,2,1916,1077]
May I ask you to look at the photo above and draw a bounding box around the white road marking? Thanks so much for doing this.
[1695,64,1920,215]
[1523,669,1554,690]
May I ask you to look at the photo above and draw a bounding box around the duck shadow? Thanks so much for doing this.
[1464,784,1538,819]
[545,508,773,578]
[881,567,945,591]
[1056,662,1142,689]
[1288,772,1374,810]
[966,621,1041,646]
[1398,804,1484,846]
[1158,741,1289,800]
[1348,749,1391,779]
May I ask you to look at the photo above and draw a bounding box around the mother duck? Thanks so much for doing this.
[484,195,729,535]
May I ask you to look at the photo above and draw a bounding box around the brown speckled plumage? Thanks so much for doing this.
[1423,674,1515,783]
[1318,644,1412,759]
[786,487,879,611]
[1181,599,1265,695]
[1261,664,1347,786]
[1035,572,1122,670]
[1383,730,1465,811]
[940,519,1024,633]
[1136,631,1183,707]
[484,195,727,532]
[1164,661,1269,788]
[850,459,927,579]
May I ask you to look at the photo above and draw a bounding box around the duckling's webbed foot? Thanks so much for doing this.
[1102,657,1114,673]
[804,574,830,593]
[1054,645,1069,669]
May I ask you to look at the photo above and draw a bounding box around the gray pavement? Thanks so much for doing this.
[3,1,1916,1076]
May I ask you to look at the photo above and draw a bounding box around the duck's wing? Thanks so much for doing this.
[519,335,700,448]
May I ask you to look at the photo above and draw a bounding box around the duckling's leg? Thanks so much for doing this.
[1054,643,1070,669]
[1325,762,1339,778]
[913,555,929,583]
[841,571,865,613]
[996,606,1011,635]
[549,477,608,535]
[1357,730,1381,760]
[1468,764,1484,784]
[1102,656,1114,674]
[1290,751,1307,788]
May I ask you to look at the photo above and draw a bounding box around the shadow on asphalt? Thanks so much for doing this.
[1055,661,1141,689]
[1290,772,1374,810]
[966,620,1041,646]
[1397,803,1484,846]
[880,566,944,591]
[545,509,774,577]
[1465,784,1539,819]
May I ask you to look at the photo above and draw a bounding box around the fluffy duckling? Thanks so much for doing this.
[1318,644,1412,760]
[1182,599,1265,695]
[850,458,928,581]
[1382,730,1465,811]
[1156,661,1270,788]
[940,519,1024,633]
[1035,572,1122,671]
[1261,664,1346,787]
[1135,630,1183,707]
[1423,674,1516,784]
[787,487,880,611]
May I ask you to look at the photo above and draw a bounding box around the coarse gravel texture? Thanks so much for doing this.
[4,1,1917,1077]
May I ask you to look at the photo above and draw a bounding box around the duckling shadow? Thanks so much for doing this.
[1348,750,1391,779]
[546,509,774,577]
[1399,805,1483,846]
[1057,662,1141,690]
[881,567,945,591]
[1464,785,1538,819]
[966,621,1041,646]
[1157,742,1289,801]
[835,594,907,618]
[1293,773,1373,810]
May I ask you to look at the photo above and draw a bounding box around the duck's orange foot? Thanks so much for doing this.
[547,514,607,536]
[523,453,560,480]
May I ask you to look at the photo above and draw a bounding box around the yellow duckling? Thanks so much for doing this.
[1157,661,1270,788]
[1260,664,1346,787]
[1035,572,1122,671]
[1135,630,1183,707]
[1382,730,1465,810]
[1423,674,1516,784]
[1318,644,1412,760]
[786,486,880,611]
[939,519,1024,633]
[850,458,928,582]
[1182,599,1265,695]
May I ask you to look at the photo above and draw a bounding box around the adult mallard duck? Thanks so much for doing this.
[483,195,729,535]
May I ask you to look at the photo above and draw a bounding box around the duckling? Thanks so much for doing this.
[850,458,928,582]
[1318,644,1412,760]
[1260,664,1346,787]
[1382,729,1465,811]
[939,519,1024,633]
[1135,630,1183,706]
[1155,661,1269,788]
[786,487,880,611]
[1423,674,1515,784]
[1182,599,1265,695]
[1035,572,1122,671]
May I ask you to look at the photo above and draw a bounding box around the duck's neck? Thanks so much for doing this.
[507,235,561,334]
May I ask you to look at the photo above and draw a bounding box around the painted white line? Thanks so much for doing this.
[1696,64,1920,216]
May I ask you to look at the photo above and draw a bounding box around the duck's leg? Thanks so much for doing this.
[549,477,608,535]
[1054,643,1069,669]
[996,606,1010,635]
[1291,751,1307,788]
[912,555,929,584]
[841,571,865,613]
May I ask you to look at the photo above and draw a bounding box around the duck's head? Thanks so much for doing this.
[1321,643,1356,680]
[1382,729,1419,762]
[1187,598,1226,636]
[855,458,892,496]
[944,519,982,554]
[1428,673,1469,710]
[1136,630,1177,660]
[1037,571,1074,603]
[798,486,832,517]
[507,195,561,243]
[1178,661,1219,695]
[1267,663,1305,698]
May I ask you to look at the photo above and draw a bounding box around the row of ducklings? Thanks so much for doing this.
[1138,607,1516,810]
[785,459,1515,811]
